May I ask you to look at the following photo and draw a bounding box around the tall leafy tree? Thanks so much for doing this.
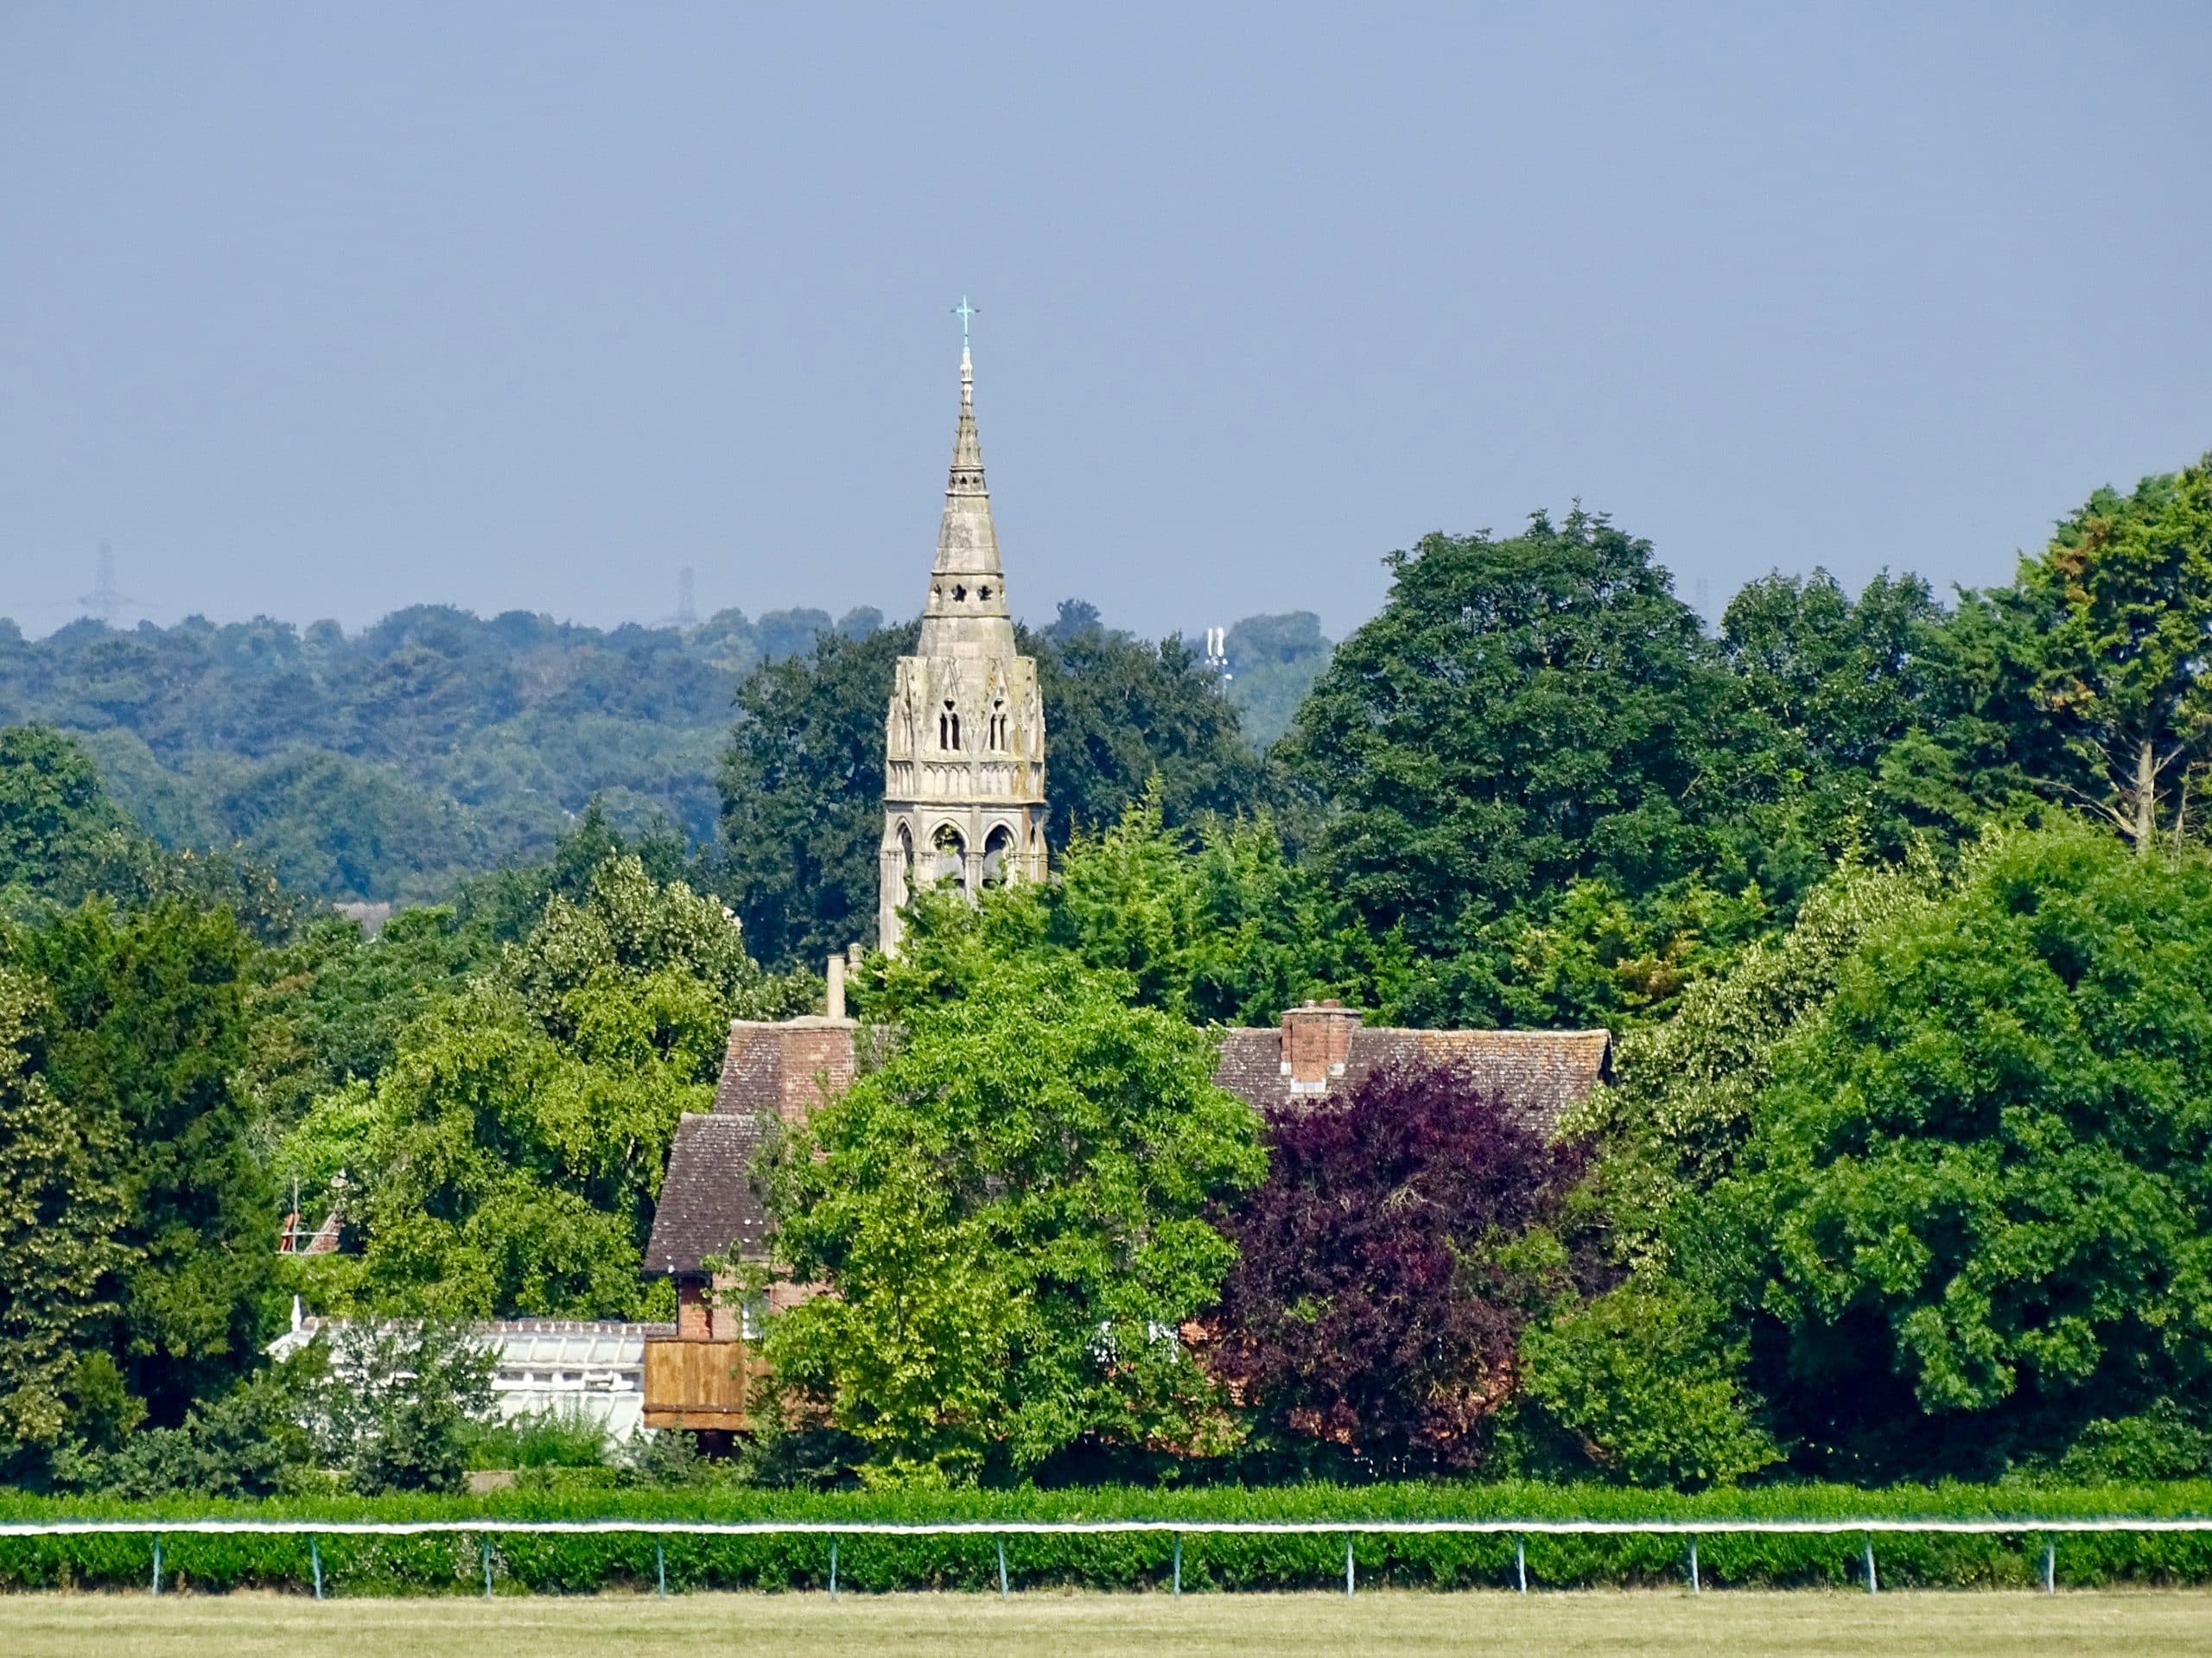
[293,854,811,1317]
[1282,511,1721,1020]
[0,727,135,904]
[766,942,1264,1483]
[720,624,920,971]
[7,899,274,1430]
[1046,790,1408,1027]
[1712,570,1947,897]
[2024,457,2212,850]
[1029,602,1268,848]
[1570,851,1942,1269]
[1707,825,2212,1477]
[1220,611,1333,748]
[0,969,127,1461]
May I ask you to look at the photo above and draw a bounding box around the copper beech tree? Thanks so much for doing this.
[1209,1058,1585,1475]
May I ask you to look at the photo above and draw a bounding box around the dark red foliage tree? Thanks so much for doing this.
[1211,1058,1581,1473]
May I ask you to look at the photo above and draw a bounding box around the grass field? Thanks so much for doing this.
[3,1590,2210,1657]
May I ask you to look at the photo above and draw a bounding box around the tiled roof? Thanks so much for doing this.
[644,1112,769,1277]
[1212,1026,1611,1134]
[712,1026,785,1115]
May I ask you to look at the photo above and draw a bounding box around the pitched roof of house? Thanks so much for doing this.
[644,1111,769,1278]
[645,1011,1611,1283]
[1211,1026,1611,1134]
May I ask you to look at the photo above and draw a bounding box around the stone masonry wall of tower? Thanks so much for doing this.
[877,344,1048,954]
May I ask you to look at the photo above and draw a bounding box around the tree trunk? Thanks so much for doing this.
[2133,738,2158,854]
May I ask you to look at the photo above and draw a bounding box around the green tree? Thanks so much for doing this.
[1281,511,1723,1021]
[0,726,137,905]
[720,624,920,971]
[8,899,275,1431]
[296,854,810,1317]
[1567,852,1942,1269]
[1512,1279,1779,1489]
[1046,790,1408,1027]
[765,944,1265,1483]
[0,969,127,1461]
[1220,611,1333,748]
[2024,457,2212,850]
[298,1323,495,1495]
[1033,603,1268,848]
[1711,825,2212,1477]
[1711,570,1947,899]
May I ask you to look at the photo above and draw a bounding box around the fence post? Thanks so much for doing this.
[311,1535,323,1601]
[829,1537,837,1602]
[1516,1534,1527,1595]
[997,1535,1008,1599]
[2043,1540,2056,1596]
[482,1535,494,1598]
[1173,1533,1181,1598]
[657,1539,667,1598]
[1862,1534,1878,1596]
[1345,1534,1356,1598]
[151,1536,162,1598]
[1688,1534,1700,1594]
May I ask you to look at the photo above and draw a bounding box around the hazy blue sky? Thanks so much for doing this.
[3,3,2207,642]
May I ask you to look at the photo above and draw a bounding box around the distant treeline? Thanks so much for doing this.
[0,602,1332,904]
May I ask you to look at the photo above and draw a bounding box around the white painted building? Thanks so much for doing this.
[268,1305,671,1439]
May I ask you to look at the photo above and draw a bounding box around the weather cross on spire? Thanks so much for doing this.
[952,295,979,349]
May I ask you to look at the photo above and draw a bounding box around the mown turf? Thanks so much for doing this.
[3,1589,2210,1658]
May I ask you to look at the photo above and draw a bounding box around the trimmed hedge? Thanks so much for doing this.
[3,1483,2211,1596]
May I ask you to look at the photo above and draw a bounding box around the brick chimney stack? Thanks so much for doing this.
[717,1017,858,1130]
[1280,999,1361,1088]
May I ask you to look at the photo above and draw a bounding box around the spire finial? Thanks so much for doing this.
[953,297,977,409]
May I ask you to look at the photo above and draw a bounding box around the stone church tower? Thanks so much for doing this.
[877,343,1047,953]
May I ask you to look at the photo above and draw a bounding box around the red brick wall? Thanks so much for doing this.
[715,1018,857,1127]
[677,1281,712,1340]
[776,1023,855,1127]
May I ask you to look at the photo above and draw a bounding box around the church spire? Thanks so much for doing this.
[878,305,1048,954]
[918,334,1012,656]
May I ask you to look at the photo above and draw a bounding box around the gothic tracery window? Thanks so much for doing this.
[982,825,1014,887]
[932,823,966,887]
[938,699,961,752]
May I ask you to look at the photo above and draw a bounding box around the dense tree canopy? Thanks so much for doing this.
[719,625,920,972]
[1708,826,2212,1478]
[7,899,276,1432]
[285,853,811,1318]
[1211,1059,1581,1475]
[2022,456,2212,849]
[0,604,878,902]
[7,446,2212,1497]
[0,968,126,1461]
[767,933,1264,1482]
[1219,611,1333,747]
[1286,511,1718,954]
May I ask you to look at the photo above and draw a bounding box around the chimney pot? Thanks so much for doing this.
[825,954,847,1022]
